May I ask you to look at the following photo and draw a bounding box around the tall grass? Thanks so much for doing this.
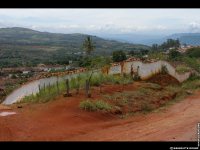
[20,72,134,104]
[79,99,112,111]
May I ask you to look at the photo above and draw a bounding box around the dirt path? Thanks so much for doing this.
[0,83,200,141]
[69,93,200,141]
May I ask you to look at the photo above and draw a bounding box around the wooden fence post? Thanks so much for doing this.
[56,77,59,94]
[48,82,50,95]
[85,79,91,98]
[43,83,46,92]
[66,79,69,95]
[38,84,41,92]
[85,79,88,97]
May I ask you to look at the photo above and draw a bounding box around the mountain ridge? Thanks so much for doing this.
[0,27,149,67]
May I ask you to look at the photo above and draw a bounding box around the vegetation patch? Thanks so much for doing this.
[175,65,191,74]
[79,99,112,112]
[90,82,179,115]
[20,72,133,104]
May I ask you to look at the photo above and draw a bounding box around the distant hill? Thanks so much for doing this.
[99,33,200,46]
[0,27,150,67]
[98,33,165,46]
[166,33,200,46]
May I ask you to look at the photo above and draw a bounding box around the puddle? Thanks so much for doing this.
[0,112,16,117]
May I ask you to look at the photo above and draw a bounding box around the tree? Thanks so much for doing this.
[112,50,127,62]
[83,36,95,55]
[82,36,95,97]
[160,39,180,50]
[84,56,112,97]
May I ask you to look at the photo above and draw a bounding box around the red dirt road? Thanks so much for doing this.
[0,83,200,141]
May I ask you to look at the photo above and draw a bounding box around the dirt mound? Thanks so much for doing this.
[146,73,180,86]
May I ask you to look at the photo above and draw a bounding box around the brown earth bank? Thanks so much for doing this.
[0,81,199,141]
[146,73,180,86]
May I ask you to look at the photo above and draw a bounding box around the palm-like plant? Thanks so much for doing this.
[83,36,95,55]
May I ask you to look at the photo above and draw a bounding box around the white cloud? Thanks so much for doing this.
[0,9,200,35]
[189,22,200,32]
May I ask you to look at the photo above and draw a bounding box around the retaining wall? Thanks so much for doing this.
[108,60,192,82]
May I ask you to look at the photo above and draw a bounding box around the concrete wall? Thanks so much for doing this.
[108,64,121,75]
[108,60,192,82]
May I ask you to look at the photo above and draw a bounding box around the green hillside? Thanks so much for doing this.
[0,27,150,67]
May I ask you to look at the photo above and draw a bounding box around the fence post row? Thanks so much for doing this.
[66,79,69,95]
[56,77,59,94]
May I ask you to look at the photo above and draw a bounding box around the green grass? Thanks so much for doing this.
[182,57,200,73]
[79,99,112,111]
[79,100,97,111]
[20,72,133,104]
[175,65,191,74]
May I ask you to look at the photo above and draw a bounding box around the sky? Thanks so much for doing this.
[0,9,200,35]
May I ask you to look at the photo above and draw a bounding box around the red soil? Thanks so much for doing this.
[0,82,199,141]
[147,73,180,86]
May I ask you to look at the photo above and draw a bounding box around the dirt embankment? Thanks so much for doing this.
[0,81,199,141]
[146,73,180,86]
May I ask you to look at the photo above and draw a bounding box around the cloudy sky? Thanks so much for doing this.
[0,9,200,35]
